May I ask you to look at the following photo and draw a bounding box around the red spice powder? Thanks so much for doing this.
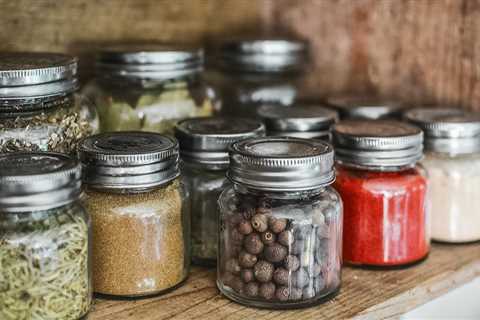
[334,165,429,266]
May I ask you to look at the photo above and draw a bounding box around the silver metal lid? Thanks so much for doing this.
[333,120,423,168]
[175,117,265,167]
[227,137,335,191]
[0,52,78,99]
[405,108,480,154]
[97,44,204,80]
[0,152,81,212]
[327,95,405,120]
[78,131,179,189]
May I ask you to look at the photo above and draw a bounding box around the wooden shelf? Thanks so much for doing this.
[89,243,480,319]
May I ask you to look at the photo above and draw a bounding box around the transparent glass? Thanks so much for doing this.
[334,163,430,267]
[83,74,219,135]
[422,151,480,243]
[0,93,99,154]
[217,184,343,309]
[0,202,92,320]
[84,178,190,297]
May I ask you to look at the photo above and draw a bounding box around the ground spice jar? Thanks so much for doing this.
[0,152,92,320]
[405,108,480,243]
[78,131,189,297]
[217,137,343,309]
[327,95,406,120]
[175,117,265,266]
[333,120,429,267]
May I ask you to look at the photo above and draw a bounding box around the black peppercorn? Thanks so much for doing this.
[275,286,290,301]
[244,233,264,255]
[260,231,276,245]
[230,276,244,294]
[259,282,276,300]
[290,287,303,301]
[241,269,254,283]
[273,267,290,286]
[253,260,274,283]
[278,230,294,247]
[293,268,310,288]
[238,250,258,268]
[225,258,241,275]
[268,216,287,234]
[264,243,287,263]
[238,220,253,235]
[251,214,268,232]
[245,282,259,297]
[284,255,300,271]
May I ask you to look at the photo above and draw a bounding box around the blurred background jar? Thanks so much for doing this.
[326,95,407,120]
[175,117,265,266]
[405,108,480,243]
[83,45,219,135]
[0,52,98,154]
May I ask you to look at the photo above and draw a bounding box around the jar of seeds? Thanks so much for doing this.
[217,137,343,309]
[0,152,92,320]
[0,52,98,154]
[79,131,190,297]
[175,117,265,266]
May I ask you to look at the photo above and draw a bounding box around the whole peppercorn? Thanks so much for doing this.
[225,258,241,275]
[253,260,274,283]
[241,269,255,283]
[230,276,244,294]
[244,233,264,255]
[226,214,243,228]
[251,214,268,232]
[242,207,256,220]
[284,255,300,271]
[238,251,258,268]
[278,230,294,247]
[245,282,259,297]
[259,282,276,300]
[268,216,287,234]
[238,219,253,235]
[264,243,288,263]
[273,267,290,286]
[290,287,303,301]
[230,227,245,245]
[293,269,310,288]
[260,231,276,245]
[275,286,290,301]
[302,286,315,299]
[222,272,235,287]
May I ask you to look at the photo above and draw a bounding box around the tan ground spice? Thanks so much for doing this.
[85,180,186,296]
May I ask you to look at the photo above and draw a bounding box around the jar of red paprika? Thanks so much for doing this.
[332,120,429,267]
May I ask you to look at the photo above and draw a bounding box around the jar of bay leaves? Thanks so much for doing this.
[0,152,92,320]
[0,52,98,154]
[175,117,265,266]
[83,45,219,135]
[79,131,190,297]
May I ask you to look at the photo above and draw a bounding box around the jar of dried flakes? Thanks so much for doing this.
[0,152,92,320]
[175,117,265,266]
[0,52,98,154]
[79,131,190,297]
[217,137,343,309]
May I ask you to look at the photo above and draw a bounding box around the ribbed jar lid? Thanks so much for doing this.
[0,52,78,99]
[175,117,265,167]
[333,120,423,168]
[327,95,405,120]
[227,137,335,191]
[96,44,204,80]
[78,131,179,189]
[0,152,81,212]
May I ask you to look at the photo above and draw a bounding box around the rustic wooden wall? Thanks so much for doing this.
[1,0,479,109]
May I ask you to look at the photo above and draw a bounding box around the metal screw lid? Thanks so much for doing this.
[78,131,179,189]
[175,117,265,167]
[0,52,78,99]
[327,95,405,120]
[332,120,423,169]
[227,137,335,191]
[0,152,81,212]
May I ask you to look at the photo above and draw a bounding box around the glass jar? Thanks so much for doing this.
[0,52,98,154]
[79,131,190,297]
[83,45,218,135]
[333,120,430,267]
[212,39,309,118]
[0,152,92,320]
[406,108,480,243]
[217,137,343,309]
[326,95,406,120]
[175,117,265,266]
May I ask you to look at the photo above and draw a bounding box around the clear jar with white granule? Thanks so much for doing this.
[406,108,480,243]
[175,117,265,266]
[79,132,190,297]
[217,137,343,309]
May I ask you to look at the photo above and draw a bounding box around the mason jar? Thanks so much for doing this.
[0,52,98,154]
[175,117,265,266]
[332,120,430,267]
[83,45,218,135]
[217,137,343,309]
[326,95,406,120]
[212,39,309,118]
[0,152,92,320]
[79,131,190,297]
[405,108,480,243]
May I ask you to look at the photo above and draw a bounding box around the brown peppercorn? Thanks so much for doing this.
[240,269,255,283]
[238,251,258,268]
[264,243,288,263]
[268,216,287,234]
[242,207,256,220]
[230,276,244,294]
[284,255,300,271]
[230,227,245,245]
[273,267,290,286]
[251,214,268,232]
[290,287,303,300]
[238,220,253,235]
[275,286,290,301]
[253,260,274,283]
[278,230,294,247]
[244,233,264,255]
[260,231,276,245]
[259,282,276,300]
[245,282,259,297]
[225,258,241,275]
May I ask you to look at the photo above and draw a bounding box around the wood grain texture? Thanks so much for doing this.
[89,243,480,320]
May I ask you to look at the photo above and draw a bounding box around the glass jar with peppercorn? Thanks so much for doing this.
[217,137,343,309]
[332,120,430,267]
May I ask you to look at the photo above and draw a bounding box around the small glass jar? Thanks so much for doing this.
[175,117,265,266]
[333,120,430,267]
[327,95,406,120]
[217,137,343,309]
[212,39,309,118]
[0,152,92,320]
[83,45,218,135]
[406,108,480,243]
[257,103,338,141]
[0,52,98,154]
[79,131,189,297]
